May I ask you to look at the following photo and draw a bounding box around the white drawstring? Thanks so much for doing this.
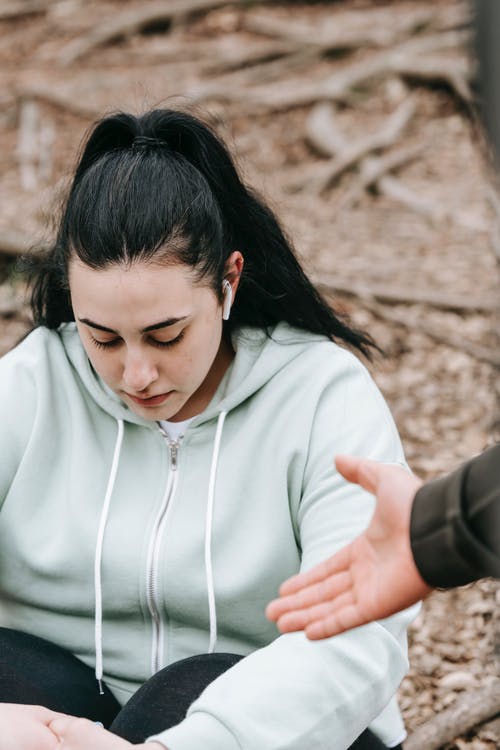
[94,418,124,693]
[205,411,227,653]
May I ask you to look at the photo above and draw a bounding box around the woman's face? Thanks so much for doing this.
[69,258,234,422]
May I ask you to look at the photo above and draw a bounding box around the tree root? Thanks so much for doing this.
[404,679,500,750]
[313,275,499,314]
[0,0,49,21]
[57,0,276,66]
[211,30,471,112]
[291,98,416,194]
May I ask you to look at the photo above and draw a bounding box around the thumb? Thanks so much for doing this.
[335,455,380,495]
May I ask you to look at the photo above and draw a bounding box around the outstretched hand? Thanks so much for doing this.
[49,715,166,749]
[266,455,432,639]
[0,704,65,750]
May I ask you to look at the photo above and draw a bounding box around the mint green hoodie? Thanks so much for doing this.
[0,322,416,750]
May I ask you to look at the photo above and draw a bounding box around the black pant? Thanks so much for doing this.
[0,627,402,748]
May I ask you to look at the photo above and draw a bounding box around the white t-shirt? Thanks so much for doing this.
[158,417,195,442]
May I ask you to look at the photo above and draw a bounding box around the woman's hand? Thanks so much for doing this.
[266,455,432,639]
[49,715,167,749]
[0,703,65,750]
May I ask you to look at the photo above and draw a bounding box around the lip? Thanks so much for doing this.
[126,391,173,408]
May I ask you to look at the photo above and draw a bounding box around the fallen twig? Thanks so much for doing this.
[404,679,500,750]
[393,55,472,103]
[0,230,48,258]
[0,0,49,21]
[213,30,471,112]
[17,100,39,192]
[313,275,499,314]
[297,98,416,194]
[244,6,436,49]
[339,146,425,209]
[367,300,500,367]
[15,84,100,120]
[57,0,276,66]
[377,174,489,232]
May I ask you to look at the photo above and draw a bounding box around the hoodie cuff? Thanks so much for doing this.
[409,466,497,588]
[146,712,240,750]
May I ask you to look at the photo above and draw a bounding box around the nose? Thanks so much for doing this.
[122,349,158,393]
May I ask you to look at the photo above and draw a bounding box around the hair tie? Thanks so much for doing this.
[131,135,167,151]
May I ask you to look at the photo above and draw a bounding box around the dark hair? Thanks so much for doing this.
[29,108,377,357]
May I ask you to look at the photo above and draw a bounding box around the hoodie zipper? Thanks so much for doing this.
[145,429,181,674]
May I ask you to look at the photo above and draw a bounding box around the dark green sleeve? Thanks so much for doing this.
[410,444,500,588]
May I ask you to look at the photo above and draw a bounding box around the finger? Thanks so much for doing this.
[276,597,349,633]
[278,545,352,597]
[267,571,351,621]
[49,715,102,738]
[305,602,365,640]
[335,455,380,495]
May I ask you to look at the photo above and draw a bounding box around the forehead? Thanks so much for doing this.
[69,260,210,327]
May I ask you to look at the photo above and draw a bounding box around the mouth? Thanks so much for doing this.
[126,391,173,408]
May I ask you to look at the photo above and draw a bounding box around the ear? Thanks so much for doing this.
[223,251,244,297]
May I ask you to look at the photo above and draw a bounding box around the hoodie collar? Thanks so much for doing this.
[58,321,327,429]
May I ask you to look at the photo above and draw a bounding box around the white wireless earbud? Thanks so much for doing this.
[222,279,233,321]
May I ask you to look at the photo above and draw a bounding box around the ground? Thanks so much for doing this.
[0,1,498,747]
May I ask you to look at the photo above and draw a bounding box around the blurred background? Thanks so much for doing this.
[0,0,498,747]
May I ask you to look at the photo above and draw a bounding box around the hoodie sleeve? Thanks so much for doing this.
[0,334,38,510]
[148,351,416,750]
[410,443,500,587]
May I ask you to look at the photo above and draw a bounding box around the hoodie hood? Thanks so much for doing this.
[59,321,328,427]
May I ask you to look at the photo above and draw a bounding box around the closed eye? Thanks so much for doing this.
[150,331,185,348]
[91,337,121,350]
[90,331,185,350]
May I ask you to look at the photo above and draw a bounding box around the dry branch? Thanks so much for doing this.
[306,102,347,157]
[0,295,26,318]
[216,30,470,112]
[378,174,489,231]
[318,281,500,366]
[17,100,39,192]
[0,0,49,21]
[313,276,499,315]
[298,98,416,194]
[404,679,500,750]
[0,230,49,258]
[203,38,298,74]
[243,4,468,50]
[486,184,500,263]
[392,55,472,103]
[302,101,483,231]
[244,10,433,49]
[0,230,33,257]
[15,84,100,120]
[367,301,500,367]
[339,146,424,209]
[57,0,276,66]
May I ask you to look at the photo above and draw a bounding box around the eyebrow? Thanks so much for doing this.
[78,316,188,334]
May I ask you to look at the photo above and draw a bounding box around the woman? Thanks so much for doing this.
[0,109,416,750]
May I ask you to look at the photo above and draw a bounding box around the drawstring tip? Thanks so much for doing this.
[97,678,104,695]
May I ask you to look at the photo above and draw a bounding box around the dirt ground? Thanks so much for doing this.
[0,1,498,748]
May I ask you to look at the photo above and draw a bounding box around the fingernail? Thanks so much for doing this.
[94,722,104,727]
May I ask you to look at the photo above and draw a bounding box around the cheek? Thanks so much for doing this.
[84,346,121,384]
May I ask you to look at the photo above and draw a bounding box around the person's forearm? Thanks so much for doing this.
[410,444,500,587]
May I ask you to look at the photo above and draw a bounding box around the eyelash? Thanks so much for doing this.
[91,331,185,350]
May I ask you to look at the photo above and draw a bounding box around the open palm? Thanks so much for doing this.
[266,455,432,639]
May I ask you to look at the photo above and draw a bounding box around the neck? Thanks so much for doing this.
[169,333,234,422]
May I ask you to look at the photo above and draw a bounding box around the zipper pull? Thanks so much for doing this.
[157,425,181,470]
[169,441,179,470]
